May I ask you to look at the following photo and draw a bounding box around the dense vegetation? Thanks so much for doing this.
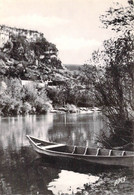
[81,1,134,147]
[0,78,52,115]
[0,27,93,115]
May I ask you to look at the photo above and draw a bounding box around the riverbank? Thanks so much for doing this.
[50,106,101,114]
[0,102,101,116]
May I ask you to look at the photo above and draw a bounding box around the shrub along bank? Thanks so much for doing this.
[0,78,52,116]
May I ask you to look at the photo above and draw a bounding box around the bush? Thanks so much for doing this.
[66,104,77,113]
[21,102,32,114]
[42,102,53,113]
[22,84,37,104]
[0,93,22,115]
[35,98,53,114]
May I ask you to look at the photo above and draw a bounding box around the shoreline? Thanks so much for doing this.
[0,107,101,117]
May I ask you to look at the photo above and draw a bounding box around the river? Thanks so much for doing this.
[0,112,133,194]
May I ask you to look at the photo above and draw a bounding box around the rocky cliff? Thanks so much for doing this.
[0,25,70,82]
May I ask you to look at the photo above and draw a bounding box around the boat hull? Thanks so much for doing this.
[27,135,134,167]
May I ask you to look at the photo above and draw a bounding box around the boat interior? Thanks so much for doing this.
[30,136,134,156]
[47,145,134,156]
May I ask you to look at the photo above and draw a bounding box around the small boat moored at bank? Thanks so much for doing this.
[26,135,134,167]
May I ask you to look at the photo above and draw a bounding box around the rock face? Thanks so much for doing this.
[0,25,43,47]
[0,25,68,82]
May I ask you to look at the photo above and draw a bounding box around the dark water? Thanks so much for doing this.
[0,113,133,195]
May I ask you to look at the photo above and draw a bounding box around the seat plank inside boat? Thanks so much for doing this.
[41,144,66,150]
[48,145,73,153]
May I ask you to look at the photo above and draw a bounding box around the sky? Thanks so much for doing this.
[0,0,128,64]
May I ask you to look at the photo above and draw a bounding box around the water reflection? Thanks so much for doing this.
[0,147,57,194]
[0,113,133,194]
[0,112,104,150]
[48,170,99,194]
[47,112,104,146]
[0,114,53,150]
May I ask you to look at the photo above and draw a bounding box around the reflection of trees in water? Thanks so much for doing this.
[0,147,58,194]
[47,113,105,147]
[0,113,106,151]
[0,114,53,150]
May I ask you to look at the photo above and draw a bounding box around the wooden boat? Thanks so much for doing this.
[26,135,134,167]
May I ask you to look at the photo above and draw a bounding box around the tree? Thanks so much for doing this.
[83,1,134,147]
[100,1,134,32]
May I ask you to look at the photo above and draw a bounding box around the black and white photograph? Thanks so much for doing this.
[0,0,134,194]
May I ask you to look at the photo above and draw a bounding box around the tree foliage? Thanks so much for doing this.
[0,78,50,116]
[82,1,134,147]
[47,77,93,107]
[100,1,134,32]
